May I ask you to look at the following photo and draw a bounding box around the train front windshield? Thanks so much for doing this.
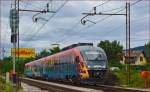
[81,50,107,69]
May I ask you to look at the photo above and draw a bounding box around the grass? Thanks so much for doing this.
[113,65,150,88]
[0,75,13,92]
[5,83,13,92]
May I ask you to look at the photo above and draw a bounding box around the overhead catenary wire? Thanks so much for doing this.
[56,7,125,44]
[80,15,149,42]
[24,0,111,46]
[25,0,68,41]
[63,21,146,44]
[19,1,37,47]
[20,0,54,44]
[16,0,110,47]
[58,0,143,44]
[51,0,111,44]
[24,0,68,47]
[11,0,144,48]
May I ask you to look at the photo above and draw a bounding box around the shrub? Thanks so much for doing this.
[5,83,13,92]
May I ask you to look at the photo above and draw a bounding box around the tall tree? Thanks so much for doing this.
[49,47,60,55]
[145,42,150,63]
[97,40,123,66]
[0,57,12,73]
[34,49,50,59]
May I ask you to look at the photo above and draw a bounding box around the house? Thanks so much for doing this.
[121,50,147,65]
[132,46,148,57]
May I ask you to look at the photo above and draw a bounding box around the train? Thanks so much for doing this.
[24,43,108,83]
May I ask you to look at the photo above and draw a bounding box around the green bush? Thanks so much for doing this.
[108,60,120,67]
[114,64,150,88]
[5,83,13,92]
[0,76,13,92]
[0,77,5,91]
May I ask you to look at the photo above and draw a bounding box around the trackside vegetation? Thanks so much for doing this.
[0,76,13,92]
[114,64,150,88]
[98,41,150,88]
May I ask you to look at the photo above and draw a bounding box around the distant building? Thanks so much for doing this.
[132,46,148,57]
[121,50,147,65]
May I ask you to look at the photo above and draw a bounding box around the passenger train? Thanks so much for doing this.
[24,43,108,83]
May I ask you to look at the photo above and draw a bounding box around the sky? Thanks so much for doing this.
[0,0,149,57]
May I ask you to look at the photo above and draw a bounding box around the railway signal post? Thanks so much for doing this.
[9,4,19,92]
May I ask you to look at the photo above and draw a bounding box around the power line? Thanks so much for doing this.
[19,0,55,40]
[20,0,54,41]
[58,7,125,44]
[52,0,111,44]
[25,0,68,42]
[149,0,150,44]
[94,0,111,8]
[0,0,1,60]
[60,0,143,44]
[23,0,110,45]
[24,0,68,47]
[19,0,110,47]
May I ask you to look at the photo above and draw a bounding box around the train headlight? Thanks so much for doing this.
[101,65,106,68]
[87,66,91,68]
[93,65,101,68]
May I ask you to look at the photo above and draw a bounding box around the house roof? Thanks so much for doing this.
[132,46,148,57]
[123,46,148,57]
[123,50,144,58]
[123,50,145,64]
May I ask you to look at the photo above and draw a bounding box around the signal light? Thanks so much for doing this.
[11,34,17,43]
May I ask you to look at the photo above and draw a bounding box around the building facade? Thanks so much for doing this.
[121,50,147,65]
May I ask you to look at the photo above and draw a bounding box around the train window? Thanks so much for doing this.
[84,51,103,61]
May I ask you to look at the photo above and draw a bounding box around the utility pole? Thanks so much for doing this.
[2,48,5,60]
[0,0,1,61]
[17,0,19,63]
[149,0,150,44]
[9,0,55,91]
[9,0,19,91]
[81,2,131,85]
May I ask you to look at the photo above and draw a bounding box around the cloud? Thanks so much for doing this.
[1,0,149,53]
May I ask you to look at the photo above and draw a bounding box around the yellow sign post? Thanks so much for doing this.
[11,48,35,58]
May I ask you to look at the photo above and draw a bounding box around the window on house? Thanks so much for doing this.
[140,56,143,61]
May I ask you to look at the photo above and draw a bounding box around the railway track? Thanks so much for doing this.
[21,77,149,92]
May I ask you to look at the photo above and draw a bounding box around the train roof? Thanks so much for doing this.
[25,43,106,66]
[76,45,105,53]
[61,43,93,51]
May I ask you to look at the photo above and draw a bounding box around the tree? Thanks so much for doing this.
[35,49,50,59]
[34,47,60,59]
[145,42,150,63]
[0,57,12,73]
[97,40,123,66]
[49,47,60,55]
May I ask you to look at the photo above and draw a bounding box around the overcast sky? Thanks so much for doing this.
[1,0,149,56]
